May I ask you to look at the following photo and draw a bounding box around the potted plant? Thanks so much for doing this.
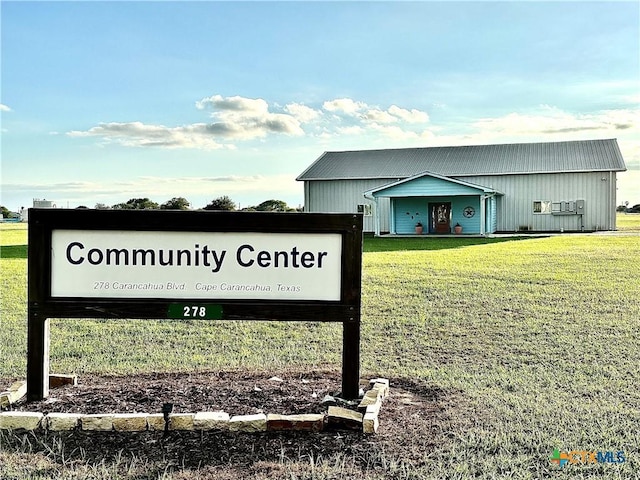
[454,223,462,234]
[415,222,424,235]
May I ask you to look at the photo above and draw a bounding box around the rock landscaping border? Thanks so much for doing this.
[0,376,389,435]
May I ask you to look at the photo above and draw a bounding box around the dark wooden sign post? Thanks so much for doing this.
[27,209,363,401]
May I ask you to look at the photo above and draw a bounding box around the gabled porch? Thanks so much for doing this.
[364,171,503,236]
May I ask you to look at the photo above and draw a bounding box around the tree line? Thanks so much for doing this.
[617,203,640,214]
[0,197,300,218]
[90,196,300,212]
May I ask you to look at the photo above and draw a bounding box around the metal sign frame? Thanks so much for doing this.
[27,209,363,400]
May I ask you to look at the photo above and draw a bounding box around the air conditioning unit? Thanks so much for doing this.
[552,200,582,215]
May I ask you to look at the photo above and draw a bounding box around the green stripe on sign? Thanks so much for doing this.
[167,304,224,319]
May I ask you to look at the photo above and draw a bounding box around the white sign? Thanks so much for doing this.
[51,230,342,301]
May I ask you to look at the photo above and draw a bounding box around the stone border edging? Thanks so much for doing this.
[0,378,389,435]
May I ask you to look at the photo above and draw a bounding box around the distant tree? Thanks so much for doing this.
[161,197,190,210]
[112,198,160,210]
[0,205,11,218]
[254,199,294,212]
[203,196,236,211]
[95,203,111,210]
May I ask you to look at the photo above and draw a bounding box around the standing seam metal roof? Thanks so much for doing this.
[296,139,626,181]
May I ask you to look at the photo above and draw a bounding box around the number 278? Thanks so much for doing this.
[183,306,206,317]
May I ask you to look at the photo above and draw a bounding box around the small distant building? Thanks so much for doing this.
[296,138,626,235]
[33,198,56,209]
[20,199,58,222]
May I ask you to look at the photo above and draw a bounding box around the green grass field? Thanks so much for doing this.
[1,216,639,479]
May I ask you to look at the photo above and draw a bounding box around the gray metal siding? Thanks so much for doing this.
[303,171,619,233]
[303,179,394,233]
[489,196,498,233]
[458,172,616,231]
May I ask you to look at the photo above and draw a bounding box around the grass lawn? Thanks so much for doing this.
[617,211,640,231]
[1,215,639,479]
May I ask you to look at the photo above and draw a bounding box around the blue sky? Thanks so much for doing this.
[1,1,638,211]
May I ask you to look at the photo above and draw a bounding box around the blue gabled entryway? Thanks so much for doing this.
[364,171,502,236]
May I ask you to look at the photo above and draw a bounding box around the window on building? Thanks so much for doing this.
[357,204,372,216]
[533,201,552,214]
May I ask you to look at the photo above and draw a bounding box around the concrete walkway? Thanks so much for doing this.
[377,230,640,238]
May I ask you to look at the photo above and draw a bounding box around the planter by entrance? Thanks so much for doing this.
[415,224,424,235]
[454,224,463,234]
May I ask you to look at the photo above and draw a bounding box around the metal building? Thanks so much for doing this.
[32,198,56,209]
[296,138,626,235]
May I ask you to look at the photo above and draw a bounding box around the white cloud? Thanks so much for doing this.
[322,99,430,136]
[369,123,436,141]
[336,125,366,135]
[66,95,437,149]
[204,113,304,139]
[315,99,434,145]
[323,98,367,115]
[388,105,429,123]
[67,122,231,149]
[64,93,638,169]
[195,95,269,114]
[364,109,397,124]
[362,105,430,124]
[418,106,639,188]
[284,102,321,123]
[0,104,11,112]
[196,94,304,139]
[471,107,639,137]
[68,95,307,149]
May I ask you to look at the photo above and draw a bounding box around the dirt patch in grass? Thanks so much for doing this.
[3,370,461,478]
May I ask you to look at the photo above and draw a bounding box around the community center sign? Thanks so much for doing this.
[51,230,343,301]
[28,209,363,401]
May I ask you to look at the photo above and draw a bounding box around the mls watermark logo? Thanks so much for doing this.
[550,449,625,468]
